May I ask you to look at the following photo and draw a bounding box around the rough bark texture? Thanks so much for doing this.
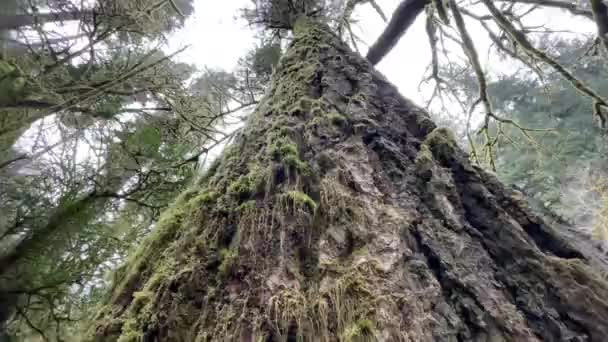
[89,18,608,342]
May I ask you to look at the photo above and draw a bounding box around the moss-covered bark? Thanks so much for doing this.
[89,18,608,342]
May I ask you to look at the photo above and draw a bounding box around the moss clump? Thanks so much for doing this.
[423,127,458,158]
[187,191,218,208]
[227,164,266,199]
[108,204,186,303]
[327,112,347,126]
[268,135,310,175]
[283,191,317,213]
[116,318,143,342]
[341,319,376,341]
[131,290,153,312]
[218,248,238,279]
[415,143,434,176]
[269,136,299,159]
[237,200,257,212]
[198,157,221,185]
[0,60,27,106]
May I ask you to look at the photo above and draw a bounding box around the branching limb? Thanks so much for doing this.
[482,0,608,129]
[366,0,430,65]
[590,0,608,53]
[498,0,593,19]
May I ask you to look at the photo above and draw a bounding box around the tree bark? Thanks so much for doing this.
[89,17,608,342]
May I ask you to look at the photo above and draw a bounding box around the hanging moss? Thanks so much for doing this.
[283,190,318,213]
[268,135,310,175]
[227,163,267,200]
[237,200,257,212]
[130,290,153,313]
[326,112,347,126]
[268,136,299,159]
[217,248,238,279]
[423,127,458,158]
[341,318,377,342]
[187,191,218,208]
[0,60,27,106]
[116,318,143,342]
[415,144,434,177]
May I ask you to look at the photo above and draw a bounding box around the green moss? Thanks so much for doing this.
[198,157,221,185]
[228,175,253,197]
[131,290,153,312]
[268,136,310,175]
[424,127,458,155]
[227,164,267,199]
[218,248,238,279]
[238,200,257,212]
[187,191,218,208]
[117,318,143,342]
[283,191,317,213]
[282,154,310,173]
[415,143,434,175]
[341,319,376,341]
[109,205,186,302]
[327,112,347,126]
[269,136,299,159]
[0,60,27,106]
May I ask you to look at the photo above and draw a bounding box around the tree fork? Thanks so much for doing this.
[89,16,608,342]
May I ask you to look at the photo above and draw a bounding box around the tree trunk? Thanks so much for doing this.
[0,10,94,31]
[89,18,608,342]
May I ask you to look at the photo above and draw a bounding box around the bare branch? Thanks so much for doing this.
[498,0,593,19]
[366,0,430,65]
[590,0,608,53]
[482,0,608,128]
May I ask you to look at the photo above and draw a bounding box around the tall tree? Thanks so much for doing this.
[89,1,608,341]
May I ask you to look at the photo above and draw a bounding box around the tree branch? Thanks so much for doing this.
[498,0,593,19]
[590,0,608,53]
[366,0,430,65]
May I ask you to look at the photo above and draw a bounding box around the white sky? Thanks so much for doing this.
[168,0,596,108]
[12,0,597,171]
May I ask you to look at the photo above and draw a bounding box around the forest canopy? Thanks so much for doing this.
[1,0,608,341]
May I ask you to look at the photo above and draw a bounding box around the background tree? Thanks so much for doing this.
[439,36,608,246]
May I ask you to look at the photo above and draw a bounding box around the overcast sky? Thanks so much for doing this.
[168,0,596,108]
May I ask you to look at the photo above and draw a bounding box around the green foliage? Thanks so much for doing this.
[341,318,377,341]
[283,190,317,213]
[218,248,238,279]
[327,111,347,126]
[227,163,267,200]
[459,38,608,219]
[0,60,26,106]
[269,135,309,174]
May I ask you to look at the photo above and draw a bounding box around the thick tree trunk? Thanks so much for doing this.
[89,18,608,342]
